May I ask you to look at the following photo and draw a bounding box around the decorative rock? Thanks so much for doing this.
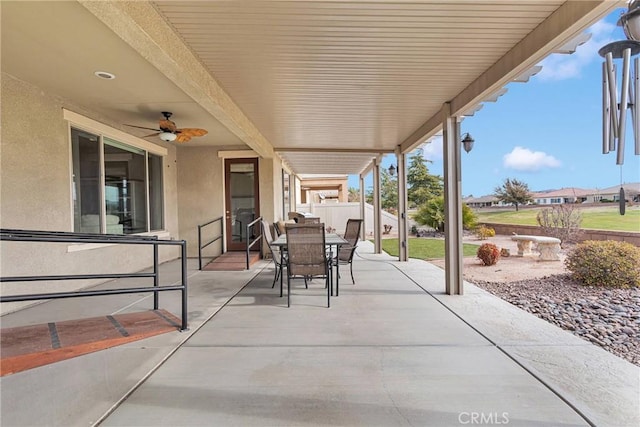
[472,274,640,367]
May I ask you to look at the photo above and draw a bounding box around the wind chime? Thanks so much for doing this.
[599,1,640,215]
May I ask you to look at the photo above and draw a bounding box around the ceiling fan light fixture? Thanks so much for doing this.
[159,131,177,142]
[124,112,207,143]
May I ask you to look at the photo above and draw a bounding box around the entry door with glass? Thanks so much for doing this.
[225,158,260,251]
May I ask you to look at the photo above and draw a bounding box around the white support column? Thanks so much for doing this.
[289,174,295,213]
[396,149,408,262]
[293,175,301,210]
[359,174,366,240]
[373,159,382,254]
[442,103,464,295]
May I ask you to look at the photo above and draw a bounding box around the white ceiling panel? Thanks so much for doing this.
[151,0,616,173]
[1,1,620,174]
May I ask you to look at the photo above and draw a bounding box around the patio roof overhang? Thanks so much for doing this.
[1,1,623,176]
[0,0,625,295]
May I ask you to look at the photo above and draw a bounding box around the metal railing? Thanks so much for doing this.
[0,228,188,331]
[245,216,263,269]
[197,216,224,270]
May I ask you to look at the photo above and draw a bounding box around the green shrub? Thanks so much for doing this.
[462,203,478,230]
[565,240,640,288]
[414,196,477,231]
[474,225,495,240]
[477,243,500,266]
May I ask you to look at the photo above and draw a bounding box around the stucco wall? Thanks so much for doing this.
[0,73,180,314]
[176,147,225,258]
[175,152,283,258]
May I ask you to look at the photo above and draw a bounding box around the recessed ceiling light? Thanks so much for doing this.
[94,71,116,80]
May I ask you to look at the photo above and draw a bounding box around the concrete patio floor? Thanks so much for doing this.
[0,242,638,426]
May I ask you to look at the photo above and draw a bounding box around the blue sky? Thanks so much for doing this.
[351,7,640,196]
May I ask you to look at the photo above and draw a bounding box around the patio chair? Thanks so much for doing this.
[274,221,283,236]
[333,218,363,284]
[285,223,331,308]
[274,219,296,236]
[288,212,306,223]
[298,217,320,224]
[262,220,285,288]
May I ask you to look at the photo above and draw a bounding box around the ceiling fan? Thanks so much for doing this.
[125,112,208,143]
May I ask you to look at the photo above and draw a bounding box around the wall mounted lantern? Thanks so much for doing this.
[388,132,475,176]
[461,133,475,153]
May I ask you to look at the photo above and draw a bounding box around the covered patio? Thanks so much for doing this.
[2,1,638,426]
[1,243,637,426]
[1,1,626,303]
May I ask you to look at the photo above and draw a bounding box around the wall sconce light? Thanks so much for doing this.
[461,133,475,153]
[388,164,396,176]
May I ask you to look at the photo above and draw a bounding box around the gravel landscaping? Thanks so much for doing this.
[425,234,640,366]
[472,274,640,367]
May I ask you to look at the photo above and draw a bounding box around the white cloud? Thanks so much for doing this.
[503,146,561,171]
[420,136,443,160]
[537,19,619,81]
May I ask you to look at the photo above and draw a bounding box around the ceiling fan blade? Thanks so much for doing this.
[143,132,161,138]
[159,119,177,132]
[124,124,162,132]
[176,128,208,137]
[175,133,192,143]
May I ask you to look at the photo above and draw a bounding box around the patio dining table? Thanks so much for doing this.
[271,233,348,299]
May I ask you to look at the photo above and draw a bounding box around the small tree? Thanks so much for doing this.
[348,187,360,202]
[494,178,533,211]
[536,204,583,244]
[413,196,477,231]
[380,168,398,213]
[407,150,443,208]
[364,168,398,214]
[414,197,445,231]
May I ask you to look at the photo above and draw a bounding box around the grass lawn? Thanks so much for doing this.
[381,238,479,260]
[475,205,640,232]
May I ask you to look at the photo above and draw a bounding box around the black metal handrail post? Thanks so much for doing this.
[198,224,203,270]
[153,242,159,310]
[245,216,263,270]
[181,240,188,331]
[197,217,224,270]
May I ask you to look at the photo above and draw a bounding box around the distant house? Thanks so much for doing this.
[585,183,640,203]
[532,188,592,205]
[463,195,500,208]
